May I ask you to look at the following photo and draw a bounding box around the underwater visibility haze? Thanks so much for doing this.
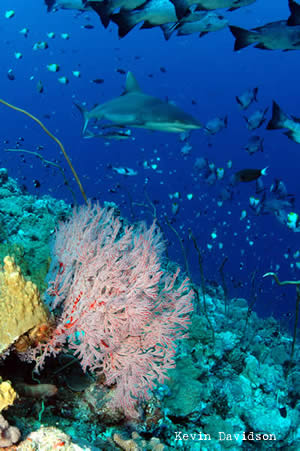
[0,0,299,449]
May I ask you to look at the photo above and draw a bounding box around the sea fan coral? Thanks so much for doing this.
[33,202,193,416]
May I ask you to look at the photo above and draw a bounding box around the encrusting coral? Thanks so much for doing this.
[0,413,21,448]
[0,256,49,355]
[113,432,166,451]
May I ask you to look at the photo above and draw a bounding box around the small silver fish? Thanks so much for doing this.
[236,87,258,110]
[244,108,268,131]
[204,116,228,134]
[112,166,138,176]
[244,135,264,155]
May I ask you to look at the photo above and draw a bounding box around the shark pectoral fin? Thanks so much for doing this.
[74,102,89,135]
[255,43,271,50]
[100,123,127,129]
[83,129,94,139]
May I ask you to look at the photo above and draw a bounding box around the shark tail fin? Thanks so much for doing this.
[74,103,89,135]
[111,11,139,38]
[229,25,255,51]
[287,0,300,25]
[169,0,190,19]
[44,0,55,12]
[267,101,288,130]
[90,1,113,28]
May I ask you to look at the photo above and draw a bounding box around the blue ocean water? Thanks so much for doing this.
[0,0,299,328]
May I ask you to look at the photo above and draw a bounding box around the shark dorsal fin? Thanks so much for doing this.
[124,72,142,93]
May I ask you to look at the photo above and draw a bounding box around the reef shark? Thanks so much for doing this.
[75,72,202,135]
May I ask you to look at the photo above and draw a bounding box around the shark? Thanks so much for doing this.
[75,72,202,136]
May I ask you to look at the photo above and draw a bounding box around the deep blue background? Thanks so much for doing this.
[0,1,299,327]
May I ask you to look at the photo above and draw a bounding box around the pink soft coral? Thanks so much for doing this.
[36,203,193,416]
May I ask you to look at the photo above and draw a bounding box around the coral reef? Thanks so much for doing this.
[113,431,166,450]
[0,173,299,449]
[1,275,299,450]
[0,256,49,355]
[16,426,90,450]
[0,168,71,291]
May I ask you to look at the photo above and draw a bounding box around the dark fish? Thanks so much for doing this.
[279,407,287,418]
[33,179,41,188]
[116,68,126,74]
[91,78,104,84]
[267,101,300,144]
[82,24,95,29]
[229,0,300,51]
[234,167,268,183]
[37,80,44,93]
[7,69,15,81]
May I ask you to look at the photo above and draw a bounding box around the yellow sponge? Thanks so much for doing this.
[0,256,49,355]
[0,378,17,412]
